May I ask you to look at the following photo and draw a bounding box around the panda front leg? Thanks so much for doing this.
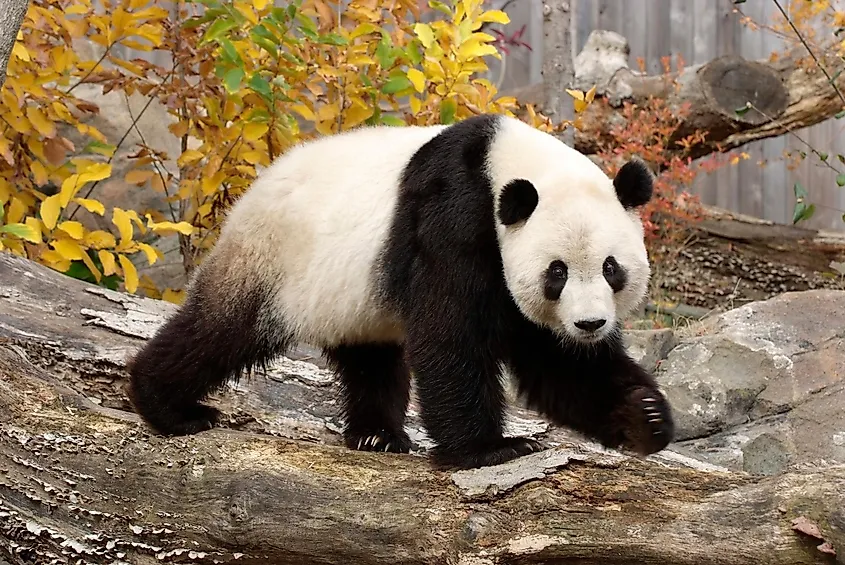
[323,342,412,454]
[508,325,674,456]
[404,331,543,469]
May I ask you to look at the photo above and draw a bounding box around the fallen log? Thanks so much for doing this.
[0,252,843,565]
[505,30,845,161]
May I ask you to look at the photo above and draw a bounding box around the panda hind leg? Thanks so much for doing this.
[323,342,412,454]
[127,260,289,436]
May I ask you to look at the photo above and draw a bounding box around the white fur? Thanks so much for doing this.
[210,115,649,349]
[488,118,650,343]
[215,124,445,347]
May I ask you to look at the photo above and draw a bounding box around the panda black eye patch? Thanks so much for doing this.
[603,256,627,292]
[544,260,567,300]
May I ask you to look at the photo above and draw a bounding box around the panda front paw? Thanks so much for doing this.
[430,437,545,470]
[141,403,222,436]
[345,428,412,454]
[620,387,674,455]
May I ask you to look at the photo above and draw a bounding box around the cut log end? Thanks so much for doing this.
[699,55,789,126]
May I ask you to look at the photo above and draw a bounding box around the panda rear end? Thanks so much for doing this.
[127,114,675,469]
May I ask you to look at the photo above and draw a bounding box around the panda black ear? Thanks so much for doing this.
[498,179,538,225]
[613,159,654,209]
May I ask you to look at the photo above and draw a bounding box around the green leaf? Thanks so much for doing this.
[248,73,273,101]
[818,152,828,161]
[223,67,244,92]
[837,173,845,187]
[201,17,239,44]
[375,37,394,68]
[839,154,845,165]
[219,38,242,65]
[0,204,5,222]
[82,140,116,157]
[381,75,412,94]
[440,98,457,125]
[429,0,452,15]
[320,32,347,46]
[836,109,845,119]
[380,115,406,126]
[735,103,751,116]
[792,201,816,224]
[793,181,808,200]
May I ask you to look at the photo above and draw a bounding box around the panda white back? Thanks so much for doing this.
[218,123,448,347]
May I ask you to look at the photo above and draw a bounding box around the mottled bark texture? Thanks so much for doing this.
[0,0,28,88]
[541,0,575,147]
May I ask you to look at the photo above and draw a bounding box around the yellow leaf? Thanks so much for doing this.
[244,122,269,142]
[177,149,204,168]
[59,162,111,206]
[0,223,40,243]
[98,250,116,275]
[161,288,185,305]
[73,198,105,216]
[477,9,510,24]
[41,250,71,272]
[343,105,374,129]
[407,68,426,93]
[350,23,380,39]
[118,254,139,293]
[317,103,340,122]
[414,23,435,49]
[291,104,316,121]
[51,238,85,261]
[40,194,62,230]
[137,242,160,265]
[84,230,116,249]
[253,0,270,9]
[12,42,30,62]
[125,169,155,185]
[80,250,102,283]
[240,150,265,165]
[565,88,585,101]
[348,54,376,66]
[409,96,422,115]
[7,197,25,224]
[457,40,498,60]
[112,208,134,245]
[57,220,84,240]
[25,106,56,138]
[147,218,194,236]
[585,84,597,103]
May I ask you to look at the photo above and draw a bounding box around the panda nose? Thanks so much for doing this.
[575,319,606,332]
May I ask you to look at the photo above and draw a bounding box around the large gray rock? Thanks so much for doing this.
[658,290,845,473]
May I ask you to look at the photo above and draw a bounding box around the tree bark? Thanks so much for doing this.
[0,0,28,89]
[1,252,844,565]
[541,0,574,147]
[506,30,845,161]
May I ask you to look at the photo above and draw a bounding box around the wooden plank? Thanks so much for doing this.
[759,1,789,224]
[669,0,695,64]
[622,0,648,71]
[735,0,765,218]
[595,0,621,33]
[690,0,721,207]
[646,0,672,74]
[573,0,595,54]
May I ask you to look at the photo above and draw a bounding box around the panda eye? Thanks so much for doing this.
[603,257,616,277]
[549,260,567,280]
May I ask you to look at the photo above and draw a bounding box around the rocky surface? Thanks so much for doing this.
[656,290,845,475]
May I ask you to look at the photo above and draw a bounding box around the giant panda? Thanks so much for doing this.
[127,113,675,469]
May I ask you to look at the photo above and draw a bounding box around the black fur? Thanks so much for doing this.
[323,343,412,453]
[603,256,627,293]
[126,262,290,436]
[378,114,673,468]
[544,260,567,301]
[498,179,538,225]
[613,159,654,209]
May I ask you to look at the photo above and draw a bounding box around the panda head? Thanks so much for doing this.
[495,158,654,345]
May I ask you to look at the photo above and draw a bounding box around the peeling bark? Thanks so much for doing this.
[506,30,845,161]
[0,252,844,565]
[0,0,28,88]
